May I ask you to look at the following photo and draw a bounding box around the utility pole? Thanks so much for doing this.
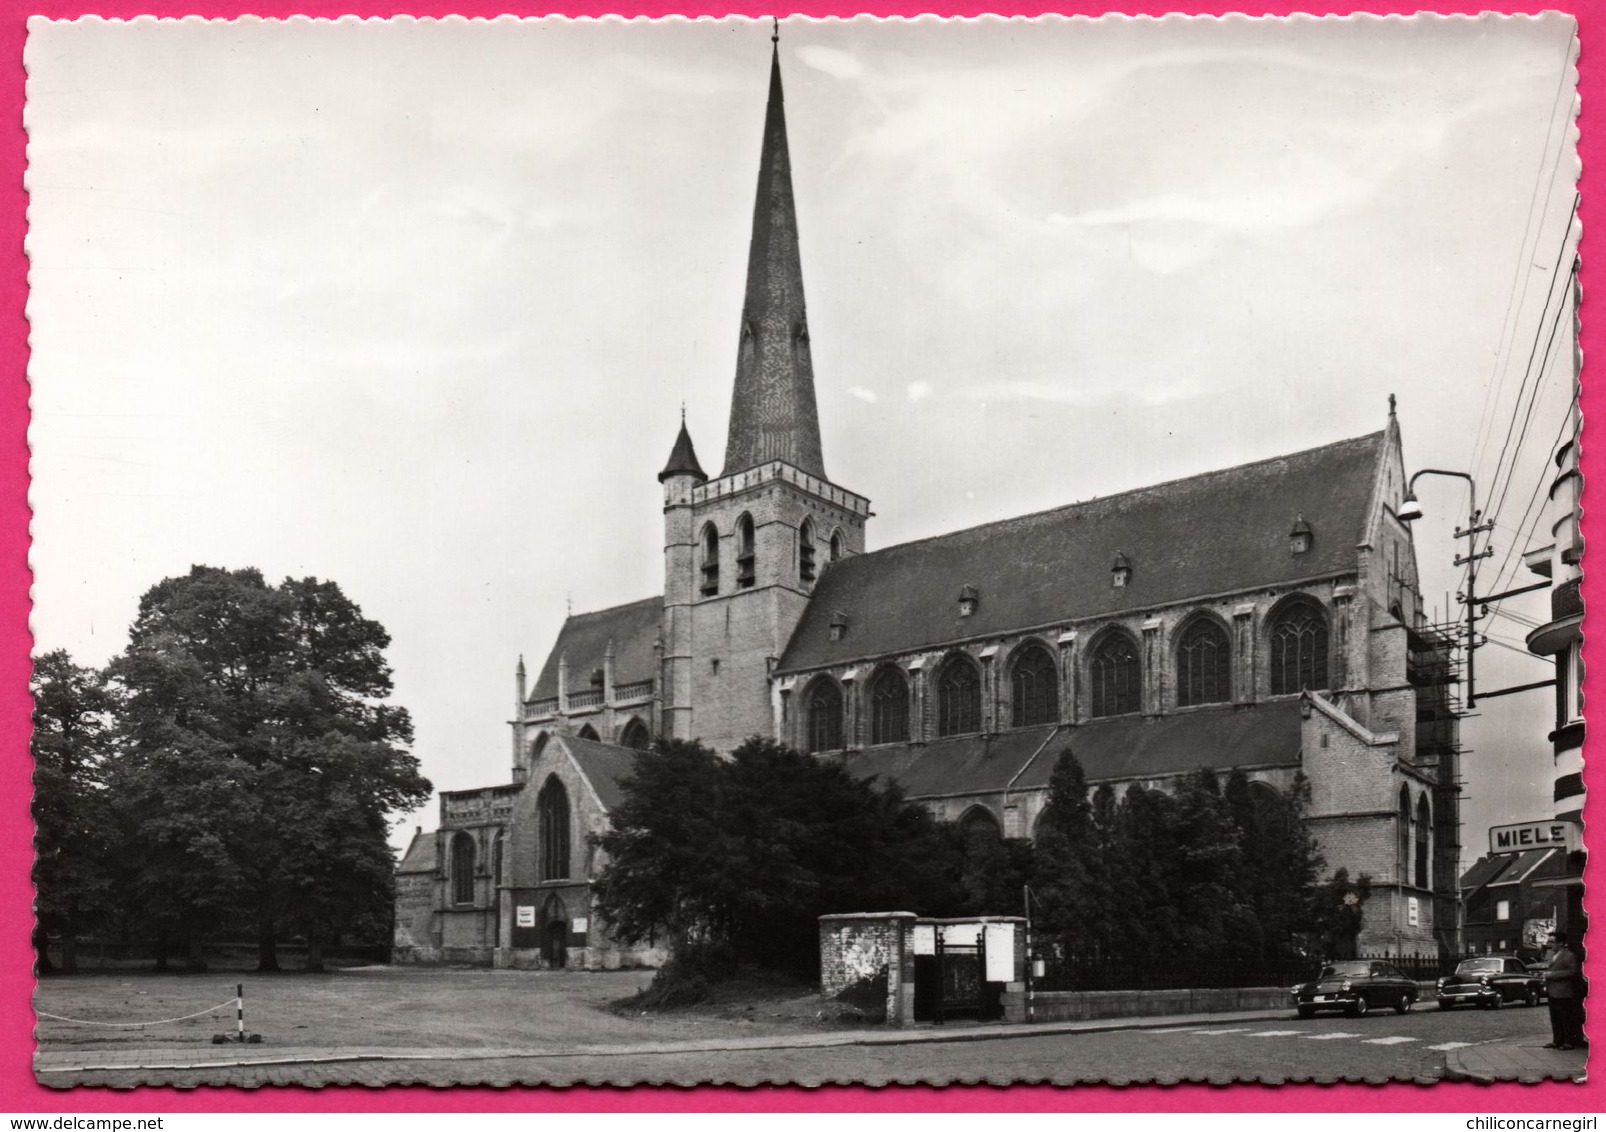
[1399,469,1491,707]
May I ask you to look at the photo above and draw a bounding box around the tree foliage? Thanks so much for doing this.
[30,650,120,972]
[594,736,962,978]
[1033,751,1348,972]
[36,565,433,972]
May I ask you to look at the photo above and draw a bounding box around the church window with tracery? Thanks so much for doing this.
[539,776,571,882]
[805,677,843,752]
[450,831,476,906]
[869,667,909,745]
[1010,644,1058,726]
[1090,633,1141,717]
[1415,794,1432,890]
[936,656,982,736]
[619,717,650,751]
[1177,619,1231,706]
[1269,600,1329,694]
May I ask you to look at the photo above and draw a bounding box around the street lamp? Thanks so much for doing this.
[1395,469,1492,708]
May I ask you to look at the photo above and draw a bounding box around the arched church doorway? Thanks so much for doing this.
[542,895,568,969]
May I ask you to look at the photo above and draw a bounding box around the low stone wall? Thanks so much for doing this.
[1029,981,1439,1022]
[1029,986,1288,1021]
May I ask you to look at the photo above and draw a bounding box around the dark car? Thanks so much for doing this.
[1292,960,1419,1018]
[1435,956,1543,1010]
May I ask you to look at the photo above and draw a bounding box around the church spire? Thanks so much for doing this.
[722,33,827,480]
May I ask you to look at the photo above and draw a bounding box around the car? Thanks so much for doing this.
[1435,956,1544,1010]
[1292,960,1418,1018]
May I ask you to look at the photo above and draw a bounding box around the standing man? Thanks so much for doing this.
[1544,931,1586,1050]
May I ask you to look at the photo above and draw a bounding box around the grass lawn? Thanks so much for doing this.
[33,965,860,1053]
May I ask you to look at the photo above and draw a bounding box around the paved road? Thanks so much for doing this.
[48,1002,1558,1088]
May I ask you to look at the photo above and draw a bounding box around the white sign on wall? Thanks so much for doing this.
[571,917,588,933]
[910,924,936,956]
[1407,896,1419,927]
[942,923,982,947]
[516,906,536,928]
[984,924,1015,982]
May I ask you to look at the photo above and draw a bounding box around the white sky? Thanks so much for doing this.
[24,14,1579,870]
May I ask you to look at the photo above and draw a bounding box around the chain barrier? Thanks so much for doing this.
[36,998,238,1029]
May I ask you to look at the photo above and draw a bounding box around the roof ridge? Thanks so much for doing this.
[837,431,1385,567]
[563,593,664,623]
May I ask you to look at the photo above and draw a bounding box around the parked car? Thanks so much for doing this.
[1436,956,1543,1009]
[1292,960,1418,1017]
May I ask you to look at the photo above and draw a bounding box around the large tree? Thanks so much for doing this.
[107,565,430,969]
[594,736,962,978]
[31,650,119,973]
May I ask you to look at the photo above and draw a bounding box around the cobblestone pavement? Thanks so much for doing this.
[38,1002,1583,1089]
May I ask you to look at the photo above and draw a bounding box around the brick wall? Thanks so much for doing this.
[818,913,914,1022]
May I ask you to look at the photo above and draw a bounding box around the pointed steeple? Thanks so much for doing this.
[658,416,708,483]
[722,35,827,480]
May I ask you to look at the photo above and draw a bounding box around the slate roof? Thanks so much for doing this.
[559,734,644,812]
[1487,848,1560,886]
[659,420,708,483]
[1458,854,1513,892]
[531,595,662,701]
[779,433,1384,674]
[838,700,1304,799]
[396,829,437,874]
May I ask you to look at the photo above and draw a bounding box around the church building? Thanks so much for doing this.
[394,39,1462,970]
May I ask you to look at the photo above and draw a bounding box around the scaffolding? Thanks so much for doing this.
[1407,618,1468,958]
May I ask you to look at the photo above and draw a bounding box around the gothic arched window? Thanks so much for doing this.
[799,519,817,584]
[805,677,843,753]
[1269,599,1329,694]
[1177,618,1231,706]
[829,530,843,562]
[576,723,599,741]
[1090,632,1141,717]
[1397,785,1411,884]
[936,656,982,737]
[1010,644,1059,726]
[736,513,756,589]
[869,666,909,745]
[959,805,1001,841]
[450,831,476,906]
[700,523,720,596]
[1415,794,1432,890]
[619,717,650,751]
[538,775,571,882]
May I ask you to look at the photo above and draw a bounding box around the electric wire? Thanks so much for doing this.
[1469,47,1578,471]
[1481,240,1577,525]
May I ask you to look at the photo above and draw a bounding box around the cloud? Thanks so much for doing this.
[847,385,878,403]
[796,45,865,80]
[906,381,932,402]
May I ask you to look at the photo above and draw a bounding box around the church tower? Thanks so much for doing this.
[659,33,871,751]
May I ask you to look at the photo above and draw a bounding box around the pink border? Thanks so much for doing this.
[2,0,1598,1112]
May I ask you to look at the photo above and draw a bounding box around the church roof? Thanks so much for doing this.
[837,699,1304,800]
[530,595,662,701]
[659,420,708,483]
[778,432,1384,674]
[722,43,826,480]
[396,828,437,875]
[560,734,642,812]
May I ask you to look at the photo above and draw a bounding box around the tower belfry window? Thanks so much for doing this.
[736,514,756,589]
[700,523,720,597]
[799,520,816,584]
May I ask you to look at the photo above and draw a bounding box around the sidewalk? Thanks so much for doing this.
[1444,1036,1588,1084]
[36,1005,1298,1075]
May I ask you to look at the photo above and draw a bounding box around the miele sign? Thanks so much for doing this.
[1489,820,1580,855]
